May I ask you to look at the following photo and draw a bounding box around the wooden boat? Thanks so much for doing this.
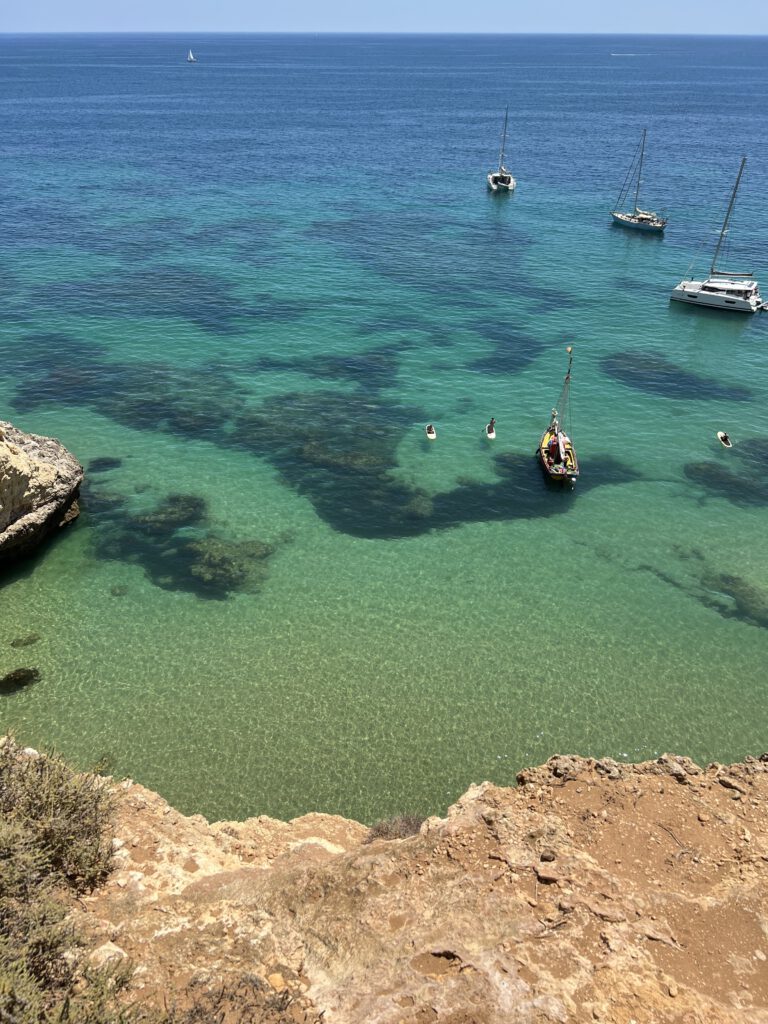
[537,346,579,485]
[610,128,666,232]
[487,106,516,193]
[671,157,763,313]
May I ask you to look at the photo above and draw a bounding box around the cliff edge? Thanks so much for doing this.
[73,753,768,1023]
[0,420,82,565]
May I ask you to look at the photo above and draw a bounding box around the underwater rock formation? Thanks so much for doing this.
[85,486,279,600]
[0,667,40,694]
[0,420,83,566]
[601,351,752,401]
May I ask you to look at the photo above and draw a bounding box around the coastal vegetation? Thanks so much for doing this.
[0,737,123,1022]
[0,740,315,1023]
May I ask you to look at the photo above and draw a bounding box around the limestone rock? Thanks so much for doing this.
[0,420,82,564]
[67,754,768,1024]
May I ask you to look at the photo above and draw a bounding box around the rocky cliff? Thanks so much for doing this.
[0,420,82,565]
[73,753,768,1024]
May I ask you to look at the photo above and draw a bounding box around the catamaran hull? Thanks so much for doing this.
[610,212,665,233]
[670,282,762,313]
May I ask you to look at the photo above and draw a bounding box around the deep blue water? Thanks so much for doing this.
[1,35,767,823]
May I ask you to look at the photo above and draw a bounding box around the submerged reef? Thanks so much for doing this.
[248,342,408,394]
[10,333,643,544]
[84,487,280,600]
[638,545,768,631]
[468,324,545,376]
[0,667,40,694]
[601,350,753,401]
[26,266,309,336]
[683,436,768,507]
[699,571,768,629]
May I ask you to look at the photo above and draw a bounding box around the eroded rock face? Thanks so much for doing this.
[0,420,82,565]
[75,754,768,1024]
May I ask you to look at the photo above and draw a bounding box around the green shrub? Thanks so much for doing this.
[0,740,114,893]
[365,814,425,842]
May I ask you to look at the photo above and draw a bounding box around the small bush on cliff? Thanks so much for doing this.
[0,738,114,891]
[159,975,320,1024]
[0,737,129,1023]
[365,814,425,842]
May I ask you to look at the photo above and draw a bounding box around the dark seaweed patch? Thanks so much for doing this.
[233,389,640,538]
[28,268,309,335]
[84,487,280,600]
[14,349,246,443]
[699,571,768,629]
[601,351,752,401]
[250,343,408,394]
[0,667,40,695]
[469,325,545,376]
[683,462,768,506]
[732,436,768,471]
[306,212,526,304]
[356,313,434,337]
[10,634,40,649]
[87,457,123,474]
[638,547,768,631]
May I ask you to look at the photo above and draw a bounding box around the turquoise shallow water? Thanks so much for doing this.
[1,34,767,822]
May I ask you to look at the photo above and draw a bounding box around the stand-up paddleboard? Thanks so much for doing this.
[485,418,496,440]
[425,423,437,441]
[717,431,732,448]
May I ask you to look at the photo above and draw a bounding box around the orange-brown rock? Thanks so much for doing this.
[74,753,768,1023]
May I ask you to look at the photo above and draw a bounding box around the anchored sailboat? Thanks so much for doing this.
[671,157,763,313]
[537,346,579,485]
[487,106,516,193]
[187,49,197,63]
[610,128,666,232]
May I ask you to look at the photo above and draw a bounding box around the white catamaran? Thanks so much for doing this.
[670,157,764,313]
[487,106,516,193]
[610,128,666,232]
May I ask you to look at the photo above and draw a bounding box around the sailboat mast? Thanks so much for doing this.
[633,129,646,213]
[710,156,746,276]
[556,346,573,425]
[498,106,508,172]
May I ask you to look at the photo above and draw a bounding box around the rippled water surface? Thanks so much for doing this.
[1,34,767,822]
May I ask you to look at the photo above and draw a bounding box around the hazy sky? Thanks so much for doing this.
[3,0,768,34]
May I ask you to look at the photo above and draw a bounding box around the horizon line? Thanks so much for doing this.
[1,30,767,38]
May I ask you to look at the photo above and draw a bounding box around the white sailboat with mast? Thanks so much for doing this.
[487,106,516,193]
[187,49,197,63]
[671,156,764,313]
[610,128,666,232]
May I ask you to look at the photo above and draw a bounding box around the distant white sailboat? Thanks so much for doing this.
[187,49,197,63]
[487,106,516,193]
[610,128,666,232]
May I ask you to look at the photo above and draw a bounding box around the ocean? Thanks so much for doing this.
[1,33,767,823]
